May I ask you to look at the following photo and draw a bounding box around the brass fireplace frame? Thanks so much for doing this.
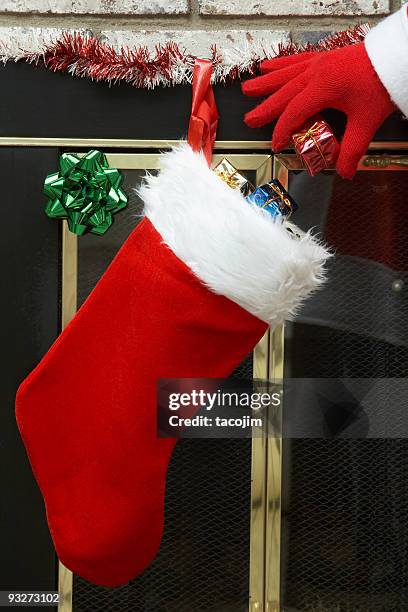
[3,136,407,612]
[270,147,408,612]
[58,145,276,612]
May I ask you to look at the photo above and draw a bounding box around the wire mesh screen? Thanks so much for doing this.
[73,168,252,612]
[282,168,408,611]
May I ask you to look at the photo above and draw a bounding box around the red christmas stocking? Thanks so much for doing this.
[16,144,329,587]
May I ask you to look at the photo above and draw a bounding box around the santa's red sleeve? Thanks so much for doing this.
[365,3,408,117]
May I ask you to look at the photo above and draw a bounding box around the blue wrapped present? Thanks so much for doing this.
[245,179,297,219]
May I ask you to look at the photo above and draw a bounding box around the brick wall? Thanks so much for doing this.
[0,0,402,58]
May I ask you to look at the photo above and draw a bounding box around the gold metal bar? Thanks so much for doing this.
[61,221,77,330]
[363,155,408,168]
[275,151,408,172]
[250,331,270,612]
[0,137,405,151]
[249,155,274,612]
[58,563,73,612]
[0,138,273,150]
[253,155,273,187]
[58,220,77,612]
[96,153,273,171]
[263,155,287,612]
[265,325,284,612]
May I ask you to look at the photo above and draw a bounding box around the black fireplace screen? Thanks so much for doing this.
[282,168,408,611]
[73,169,252,612]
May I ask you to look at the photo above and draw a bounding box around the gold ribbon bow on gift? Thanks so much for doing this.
[217,169,241,189]
[292,121,329,168]
[263,182,293,213]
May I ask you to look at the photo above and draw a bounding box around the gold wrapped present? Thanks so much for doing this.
[213,158,254,197]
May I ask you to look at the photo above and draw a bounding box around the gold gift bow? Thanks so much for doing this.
[262,182,293,212]
[217,169,241,189]
[292,121,329,168]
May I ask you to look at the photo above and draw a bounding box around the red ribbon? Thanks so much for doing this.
[187,59,219,166]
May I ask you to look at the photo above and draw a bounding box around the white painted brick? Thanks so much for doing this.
[1,0,72,10]
[101,29,290,59]
[0,26,82,56]
[0,0,188,14]
[199,0,390,16]
[0,27,289,60]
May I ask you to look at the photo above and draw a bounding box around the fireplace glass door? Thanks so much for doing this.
[58,151,274,612]
[274,151,408,612]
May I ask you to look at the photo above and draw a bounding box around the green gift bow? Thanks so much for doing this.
[44,150,128,236]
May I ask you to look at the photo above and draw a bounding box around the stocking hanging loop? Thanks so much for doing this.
[187,59,219,165]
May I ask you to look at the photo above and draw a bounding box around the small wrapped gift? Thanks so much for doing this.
[292,118,340,176]
[213,158,254,197]
[245,179,297,219]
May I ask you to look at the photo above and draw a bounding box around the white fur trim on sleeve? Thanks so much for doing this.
[140,144,330,328]
[365,4,408,117]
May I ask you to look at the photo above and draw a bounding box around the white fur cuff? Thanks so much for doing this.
[365,4,408,117]
[140,145,330,328]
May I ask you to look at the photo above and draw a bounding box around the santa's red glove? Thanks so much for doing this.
[242,43,396,179]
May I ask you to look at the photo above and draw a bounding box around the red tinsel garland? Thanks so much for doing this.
[24,25,369,89]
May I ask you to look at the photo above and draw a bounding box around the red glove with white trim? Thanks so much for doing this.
[242,43,396,179]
